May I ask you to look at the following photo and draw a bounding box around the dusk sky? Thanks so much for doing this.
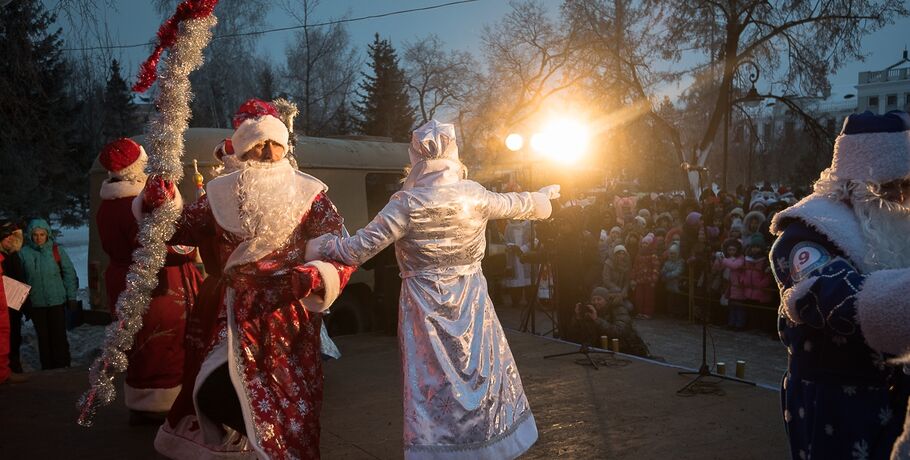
[57,0,910,99]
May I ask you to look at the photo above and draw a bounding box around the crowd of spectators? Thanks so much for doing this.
[490,180,805,355]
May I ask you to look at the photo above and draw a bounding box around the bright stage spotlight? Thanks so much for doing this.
[531,117,590,165]
[505,133,524,151]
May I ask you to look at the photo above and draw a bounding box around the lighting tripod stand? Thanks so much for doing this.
[676,258,755,394]
[544,344,620,370]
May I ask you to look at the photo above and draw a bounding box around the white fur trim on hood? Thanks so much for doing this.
[854,268,910,357]
[829,131,910,184]
[231,115,290,159]
[100,179,145,200]
[771,194,871,272]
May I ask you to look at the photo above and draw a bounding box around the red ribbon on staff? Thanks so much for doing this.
[132,0,219,93]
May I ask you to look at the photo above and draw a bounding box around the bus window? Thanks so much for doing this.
[365,172,403,219]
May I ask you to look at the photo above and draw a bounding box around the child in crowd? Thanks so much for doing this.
[631,233,660,319]
[661,243,685,316]
[714,238,746,329]
[740,234,773,306]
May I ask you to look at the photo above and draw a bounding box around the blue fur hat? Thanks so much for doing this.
[828,110,910,183]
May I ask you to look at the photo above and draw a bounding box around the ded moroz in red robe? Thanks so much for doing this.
[152,169,355,460]
[96,178,203,412]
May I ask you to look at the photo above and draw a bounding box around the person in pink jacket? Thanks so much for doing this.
[712,238,746,329]
[740,234,773,305]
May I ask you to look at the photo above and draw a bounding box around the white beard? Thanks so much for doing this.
[235,160,309,249]
[853,197,910,270]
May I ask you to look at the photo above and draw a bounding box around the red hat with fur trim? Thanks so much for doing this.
[99,138,148,181]
[230,98,289,158]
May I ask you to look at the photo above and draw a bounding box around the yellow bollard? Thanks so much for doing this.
[735,360,746,379]
[600,336,610,350]
[716,362,726,375]
[610,338,620,352]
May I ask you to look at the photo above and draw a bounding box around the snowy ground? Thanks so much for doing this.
[19,323,106,372]
[54,223,89,289]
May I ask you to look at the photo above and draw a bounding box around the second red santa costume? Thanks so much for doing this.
[96,138,203,417]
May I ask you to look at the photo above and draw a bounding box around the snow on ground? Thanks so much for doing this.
[19,322,107,372]
[54,224,89,289]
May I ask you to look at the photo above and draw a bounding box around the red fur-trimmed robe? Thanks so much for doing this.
[152,170,355,460]
[97,178,202,412]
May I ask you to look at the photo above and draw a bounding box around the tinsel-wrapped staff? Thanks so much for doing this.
[77,0,218,427]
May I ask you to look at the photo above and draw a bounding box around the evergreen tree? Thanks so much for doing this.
[330,100,354,136]
[355,34,414,141]
[0,0,79,222]
[102,59,139,141]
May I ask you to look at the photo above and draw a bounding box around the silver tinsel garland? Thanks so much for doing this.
[77,15,218,427]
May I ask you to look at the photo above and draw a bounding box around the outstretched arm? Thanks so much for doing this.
[306,191,410,267]
[484,185,559,221]
[296,193,360,312]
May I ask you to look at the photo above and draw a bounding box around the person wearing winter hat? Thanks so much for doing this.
[741,210,766,248]
[0,219,28,384]
[770,110,910,459]
[631,233,660,319]
[145,98,357,460]
[95,138,205,424]
[17,219,77,370]
[661,243,685,317]
[0,219,28,376]
[306,119,558,459]
[740,234,772,306]
[211,137,245,175]
[602,244,633,313]
[637,208,652,224]
[573,286,651,357]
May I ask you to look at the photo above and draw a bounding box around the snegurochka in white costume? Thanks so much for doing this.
[306,120,559,459]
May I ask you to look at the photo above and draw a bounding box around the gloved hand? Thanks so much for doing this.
[290,265,324,299]
[66,299,80,312]
[538,184,561,199]
[142,176,177,211]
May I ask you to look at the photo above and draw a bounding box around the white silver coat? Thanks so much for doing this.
[314,178,550,459]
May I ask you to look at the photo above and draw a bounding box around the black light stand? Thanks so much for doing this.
[544,344,618,370]
[519,246,556,335]
[518,231,557,337]
[676,164,756,394]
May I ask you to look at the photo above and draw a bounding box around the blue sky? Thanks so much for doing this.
[56,0,910,98]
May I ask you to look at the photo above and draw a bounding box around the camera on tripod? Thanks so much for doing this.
[518,218,558,265]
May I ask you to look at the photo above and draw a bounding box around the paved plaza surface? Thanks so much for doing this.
[494,302,789,388]
[2,323,788,459]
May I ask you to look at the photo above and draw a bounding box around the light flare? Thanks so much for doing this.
[505,133,524,152]
[530,117,591,165]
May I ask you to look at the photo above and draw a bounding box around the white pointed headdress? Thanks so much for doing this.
[408,119,459,165]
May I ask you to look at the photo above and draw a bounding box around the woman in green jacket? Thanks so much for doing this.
[18,219,77,369]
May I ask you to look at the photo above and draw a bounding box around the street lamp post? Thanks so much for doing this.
[723,60,762,191]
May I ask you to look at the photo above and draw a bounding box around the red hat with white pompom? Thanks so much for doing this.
[230,98,289,158]
[99,138,148,181]
[212,137,234,162]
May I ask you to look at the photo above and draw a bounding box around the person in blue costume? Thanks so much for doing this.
[770,111,910,460]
